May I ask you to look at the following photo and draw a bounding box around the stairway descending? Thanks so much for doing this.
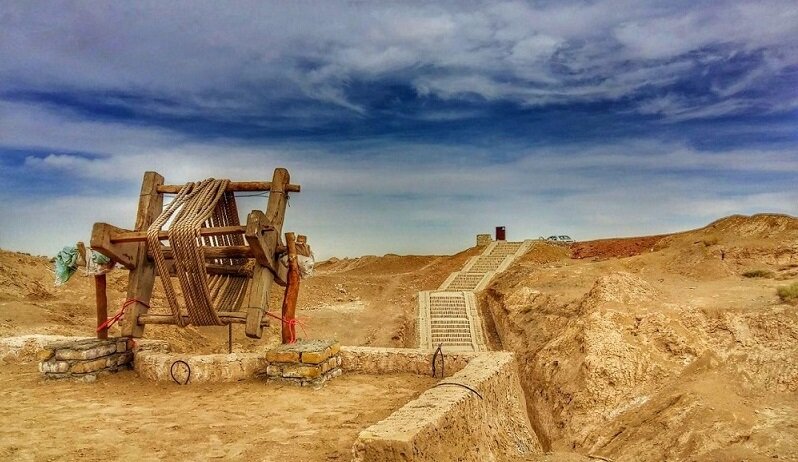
[417,240,531,352]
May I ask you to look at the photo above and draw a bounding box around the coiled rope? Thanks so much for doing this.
[147,179,251,326]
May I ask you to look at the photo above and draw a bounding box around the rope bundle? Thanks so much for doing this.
[147,179,251,326]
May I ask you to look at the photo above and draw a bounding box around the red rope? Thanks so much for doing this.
[265,311,308,343]
[96,298,150,333]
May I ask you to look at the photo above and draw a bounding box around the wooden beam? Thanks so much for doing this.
[245,210,279,271]
[120,171,165,338]
[110,225,252,244]
[149,245,253,260]
[281,232,300,344]
[157,181,301,194]
[90,223,139,270]
[138,312,270,326]
[95,274,108,340]
[245,168,290,339]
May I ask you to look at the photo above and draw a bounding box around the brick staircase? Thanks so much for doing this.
[417,240,531,352]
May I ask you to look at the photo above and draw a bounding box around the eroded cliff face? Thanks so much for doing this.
[482,215,798,461]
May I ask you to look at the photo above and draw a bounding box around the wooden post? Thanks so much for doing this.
[120,171,165,338]
[281,232,300,344]
[245,168,290,339]
[95,274,108,339]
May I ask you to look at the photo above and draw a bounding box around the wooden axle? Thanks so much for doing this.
[157,181,301,194]
[109,225,252,243]
[138,312,270,326]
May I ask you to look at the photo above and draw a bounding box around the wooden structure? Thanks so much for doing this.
[90,168,303,341]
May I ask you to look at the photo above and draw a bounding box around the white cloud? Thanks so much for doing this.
[1,102,796,258]
[1,1,795,116]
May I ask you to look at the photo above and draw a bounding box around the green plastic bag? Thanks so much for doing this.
[54,246,79,286]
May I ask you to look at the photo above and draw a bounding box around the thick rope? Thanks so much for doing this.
[147,179,251,326]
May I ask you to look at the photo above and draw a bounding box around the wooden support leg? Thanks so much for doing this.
[95,274,108,340]
[245,168,291,339]
[244,264,273,339]
[281,232,300,344]
[120,171,164,338]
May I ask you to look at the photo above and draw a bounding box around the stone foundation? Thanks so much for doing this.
[134,351,268,383]
[38,337,134,381]
[265,339,342,388]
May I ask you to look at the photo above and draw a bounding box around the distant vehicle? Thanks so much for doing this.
[545,235,575,244]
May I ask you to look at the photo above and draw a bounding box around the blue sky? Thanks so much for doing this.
[1,0,796,258]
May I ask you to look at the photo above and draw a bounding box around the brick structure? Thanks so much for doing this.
[38,337,134,381]
[476,234,492,246]
[264,339,342,388]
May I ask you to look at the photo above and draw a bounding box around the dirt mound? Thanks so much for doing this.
[482,214,798,461]
[580,272,659,311]
[704,213,798,238]
[519,241,570,265]
[570,235,668,260]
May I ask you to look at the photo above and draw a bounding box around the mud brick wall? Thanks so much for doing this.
[38,338,133,381]
[134,352,268,383]
[351,351,542,461]
[265,340,342,388]
[340,346,477,377]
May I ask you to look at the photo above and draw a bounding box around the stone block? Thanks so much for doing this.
[70,357,110,374]
[265,349,300,363]
[281,364,321,379]
[320,356,337,374]
[36,348,54,362]
[116,340,127,353]
[300,349,329,365]
[266,364,283,376]
[56,343,117,361]
[40,360,70,373]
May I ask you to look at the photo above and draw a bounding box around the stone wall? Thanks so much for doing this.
[340,346,477,377]
[134,351,268,383]
[1,335,92,364]
[38,338,134,381]
[351,351,542,461]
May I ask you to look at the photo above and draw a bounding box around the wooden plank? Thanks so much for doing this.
[110,225,251,243]
[138,312,270,326]
[95,274,108,340]
[245,168,291,339]
[245,210,278,271]
[90,223,139,270]
[149,245,253,260]
[281,232,300,344]
[157,181,300,194]
[148,244,287,261]
[120,171,165,338]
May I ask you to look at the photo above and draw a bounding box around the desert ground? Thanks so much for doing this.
[1,213,797,461]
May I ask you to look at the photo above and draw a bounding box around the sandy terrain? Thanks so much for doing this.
[0,365,434,462]
[2,213,797,461]
[0,247,479,354]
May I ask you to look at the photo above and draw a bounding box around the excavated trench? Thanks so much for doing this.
[478,290,555,452]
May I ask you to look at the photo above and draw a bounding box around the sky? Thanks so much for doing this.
[0,0,796,259]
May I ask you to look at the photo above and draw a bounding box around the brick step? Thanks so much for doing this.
[431,334,473,339]
[432,325,471,335]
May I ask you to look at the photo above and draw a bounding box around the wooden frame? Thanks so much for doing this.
[90,168,300,340]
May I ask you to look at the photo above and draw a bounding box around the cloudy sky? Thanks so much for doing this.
[1,1,796,258]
